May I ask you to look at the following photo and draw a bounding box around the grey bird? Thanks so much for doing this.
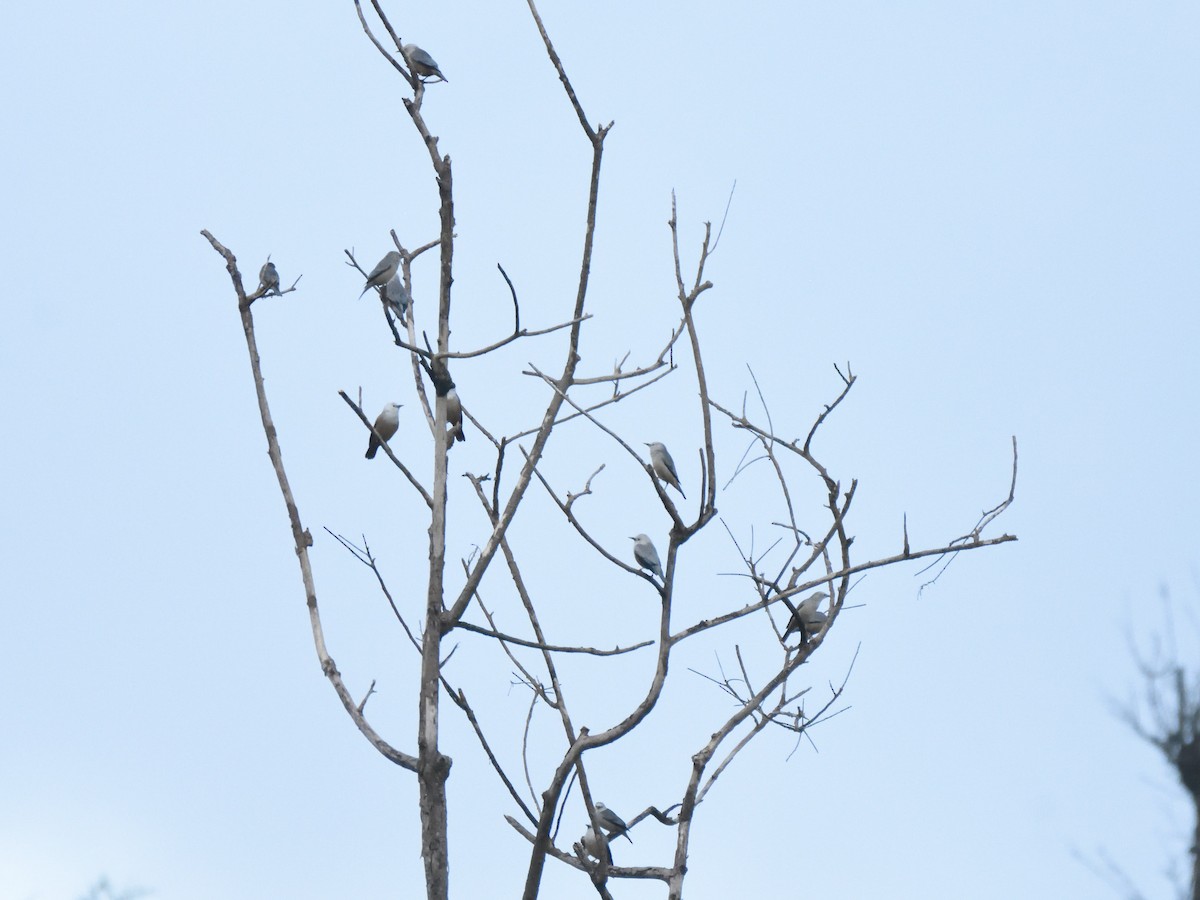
[783,591,830,642]
[359,251,402,299]
[383,275,411,319]
[446,387,466,443]
[629,534,664,581]
[258,261,280,295]
[645,442,685,498]
[581,824,612,865]
[402,43,448,82]
[365,402,402,459]
[595,803,633,843]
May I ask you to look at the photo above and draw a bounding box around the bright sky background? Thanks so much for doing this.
[3,1,1199,898]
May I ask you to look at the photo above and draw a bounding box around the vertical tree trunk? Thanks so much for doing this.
[1191,795,1200,900]
[1176,733,1200,900]
[420,385,453,899]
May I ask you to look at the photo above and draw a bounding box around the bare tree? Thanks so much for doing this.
[1114,587,1200,900]
[202,3,1018,898]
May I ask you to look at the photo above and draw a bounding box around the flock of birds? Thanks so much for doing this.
[348,240,691,593]
[254,38,831,869]
[250,41,445,303]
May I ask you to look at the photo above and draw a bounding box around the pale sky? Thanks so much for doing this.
[3,2,1199,898]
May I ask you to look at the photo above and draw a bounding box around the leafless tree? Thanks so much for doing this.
[202,3,1018,898]
[1113,586,1200,900]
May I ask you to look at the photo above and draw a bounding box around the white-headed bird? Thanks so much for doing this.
[402,43,448,82]
[783,591,830,642]
[630,534,664,581]
[596,803,633,843]
[365,402,402,459]
[581,823,612,865]
[645,441,685,498]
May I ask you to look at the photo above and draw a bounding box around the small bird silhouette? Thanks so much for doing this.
[258,260,280,295]
[783,591,830,643]
[402,43,448,82]
[360,251,402,299]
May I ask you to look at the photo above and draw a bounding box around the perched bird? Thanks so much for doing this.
[581,824,612,866]
[402,43,448,82]
[359,251,402,299]
[445,386,466,443]
[383,275,411,319]
[629,534,664,581]
[258,260,280,295]
[595,803,633,843]
[645,442,685,498]
[365,402,402,459]
[783,591,830,642]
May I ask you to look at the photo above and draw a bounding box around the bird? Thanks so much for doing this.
[365,402,402,459]
[383,275,411,319]
[402,43,448,82]
[359,251,402,299]
[445,386,466,443]
[595,803,633,843]
[783,591,830,642]
[258,260,280,295]
[645,442,685,498]
[581,824,612,866]
[629,534,664,581]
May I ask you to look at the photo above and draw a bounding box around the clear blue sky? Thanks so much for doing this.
[2,2,1198,898]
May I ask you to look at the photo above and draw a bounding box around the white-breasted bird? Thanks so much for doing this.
[645,441,685,498]
[258,260,280,295]
[359,251,402,299]
[595,803,633,843]
[629,534,664,581]
[383,275,411,319]
[365,402,402,459]
[783,591,830,641]
[402,43,448,82]
[445,386,466,443]
[581,824,612,865]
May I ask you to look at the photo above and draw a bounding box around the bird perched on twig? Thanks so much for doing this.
[402,43,448,82]
[365,402,402,459]
[581,824,612,865]
[359,251,401,299]
[630,534,664,581]
[258,260,280,295]
[595,803,633,843]
[446,386,466,443]
[645,442,685,498]
[783,591,829,642]
[383,275,411,319]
